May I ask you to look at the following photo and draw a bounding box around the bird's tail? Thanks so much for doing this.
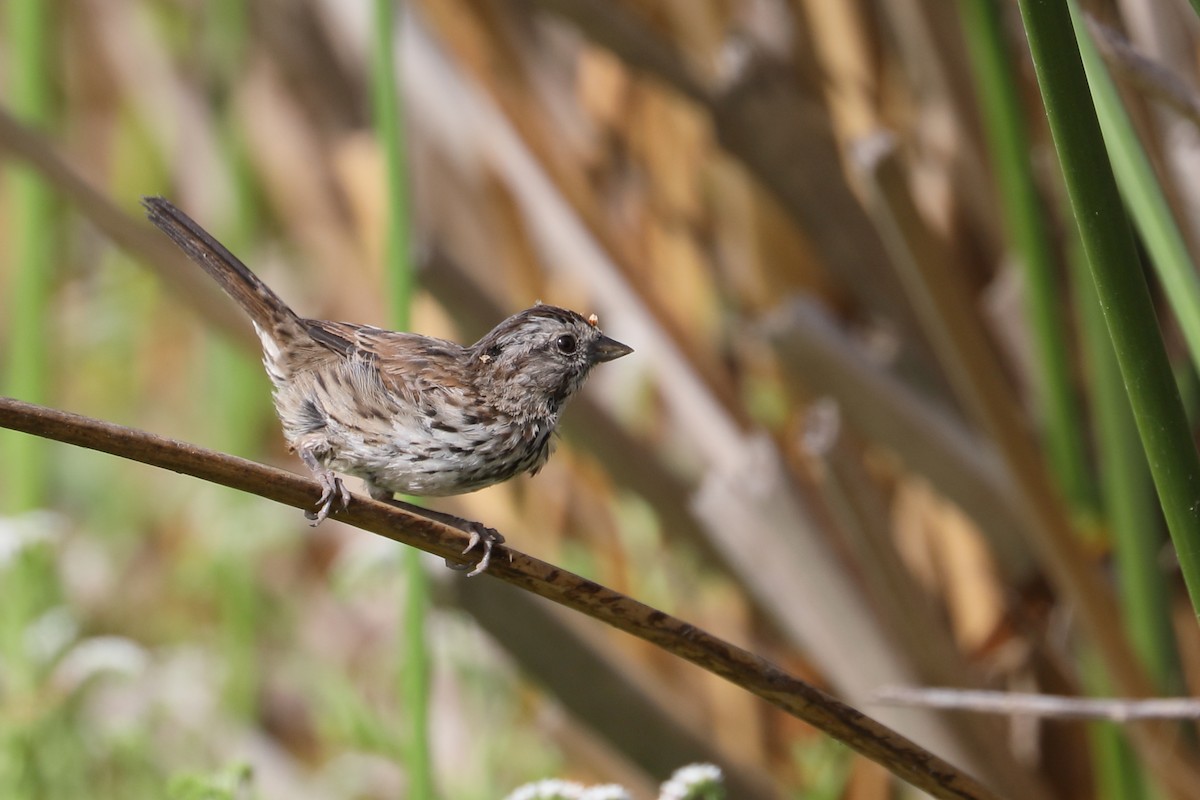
[142,196,303,347]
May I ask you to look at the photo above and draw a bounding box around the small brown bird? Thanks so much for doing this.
[143,196,632,574]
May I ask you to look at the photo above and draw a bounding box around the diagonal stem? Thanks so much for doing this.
[0,395,997,800]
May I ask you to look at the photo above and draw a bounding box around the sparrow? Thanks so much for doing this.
[142,196,632,574]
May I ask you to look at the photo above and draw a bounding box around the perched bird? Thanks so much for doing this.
[142,196,632,574]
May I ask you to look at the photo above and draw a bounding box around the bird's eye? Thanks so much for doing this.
[555,334,578,354]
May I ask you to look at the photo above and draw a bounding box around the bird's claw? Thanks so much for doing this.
[364,493,506,576]
[305,470,351,525]
[447,523,506,577]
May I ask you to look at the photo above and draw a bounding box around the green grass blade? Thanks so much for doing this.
[2,0,56,511]
[1016,0,1200,618]
[1073,237,1165,797]
[1075,238,1180,692]
[1080,649,1150,800]
[959,0,1096,518]
[372,2,432,798]
[1070,4,1200,379]
[375,0,413,333]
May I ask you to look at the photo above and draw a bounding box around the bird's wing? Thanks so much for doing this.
[304,320,474,408]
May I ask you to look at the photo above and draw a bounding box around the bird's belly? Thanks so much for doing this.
[272,375,556,496]
[318,415,555,497]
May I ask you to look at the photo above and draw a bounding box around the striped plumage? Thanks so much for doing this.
[142,197,632,572]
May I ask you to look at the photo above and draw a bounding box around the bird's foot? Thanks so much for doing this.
[298,446,350,525]
[304,468,351,525]
[448,523,506,577]
[363,492,508,576]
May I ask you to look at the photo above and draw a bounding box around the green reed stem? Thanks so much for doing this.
[1016,0,1200,619]
[1072,239,1156,798]
[1074,236,1180,693]
[195,0,276,724]
[959,0,1096,519]
[2,0,56,511]
[375,0,413,332]
[1080,648,1150,800]
[372,2,432,798]
[1070,3,1200,380]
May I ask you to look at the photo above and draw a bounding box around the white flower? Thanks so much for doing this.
[0,511,65,568]
[504,778,588,800]
[52,635,148,691]
[582,786,632,800]
[658,764,724,800]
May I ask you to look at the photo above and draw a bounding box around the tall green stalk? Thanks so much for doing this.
[1016,0,1200,619]
[0,0,63,748]
[0,18,66,788]
[2,0,56,512]
[1075,238,1179,692]
[959,0,1096,519]
[196,0,275,725]
[1073,239,1161,799]
[1069,3,1200,380]
[207,156,272,725]
[1080,651,1149,800]
[372,2,432,797]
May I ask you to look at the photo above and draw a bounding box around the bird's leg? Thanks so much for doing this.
[299,446,350,525]
[367,486,506,577]
[454,521,506,577]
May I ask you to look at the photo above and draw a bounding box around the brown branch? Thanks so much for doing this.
[0,396,997,800]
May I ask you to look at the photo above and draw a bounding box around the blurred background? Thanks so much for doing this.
[4,0,1200,798]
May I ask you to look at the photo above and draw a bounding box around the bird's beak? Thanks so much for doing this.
[590,334,634,363]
